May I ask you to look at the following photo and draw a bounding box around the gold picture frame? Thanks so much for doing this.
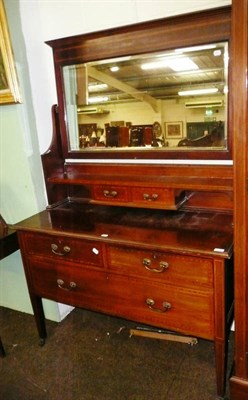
[0,0,21,104]
[165,121,183,138]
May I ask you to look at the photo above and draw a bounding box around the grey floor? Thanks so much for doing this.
[0,306,234,400]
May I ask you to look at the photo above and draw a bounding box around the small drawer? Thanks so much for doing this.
[93,185,128,202]
[107,245,213,288]
[27,258,109,308]
[131,187,186,209]
[22,232,103,267]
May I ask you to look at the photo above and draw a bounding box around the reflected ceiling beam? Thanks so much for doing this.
[123,67,224,84]
[87,65,159,112]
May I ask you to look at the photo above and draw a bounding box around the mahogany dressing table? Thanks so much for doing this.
[14,7,234,398]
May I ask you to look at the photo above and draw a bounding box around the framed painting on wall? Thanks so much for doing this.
[165,122,183,139]
[0,0,21,104]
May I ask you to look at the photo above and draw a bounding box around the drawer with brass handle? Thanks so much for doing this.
[22,232,103,267]
[131,187,186,209]
[107,245,213,288]
[96,274,214,340]
[93,185,128,202]
[28,258,214,340]
[27,258,109,308]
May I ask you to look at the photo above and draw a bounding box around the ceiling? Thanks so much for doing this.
[84,42,228,105]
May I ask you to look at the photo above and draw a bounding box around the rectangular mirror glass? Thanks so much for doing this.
[63,42,228,153]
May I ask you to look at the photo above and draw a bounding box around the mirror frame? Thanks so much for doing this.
[47,6,231,161]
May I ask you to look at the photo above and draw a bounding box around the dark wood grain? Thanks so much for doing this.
[15,203,233,258]
[229,0,248,398]
[17,6,240,399]
[15,203,234,397]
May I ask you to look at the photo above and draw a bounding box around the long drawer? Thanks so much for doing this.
[107,245,213,288]
[22,232,103,267]
[28,258,214,340]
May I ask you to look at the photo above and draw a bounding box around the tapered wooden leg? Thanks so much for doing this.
[213,259,229,399]
[30,295,47,345]
[215,339,226,398]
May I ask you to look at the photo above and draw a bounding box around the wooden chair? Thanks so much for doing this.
[0,214,19,357]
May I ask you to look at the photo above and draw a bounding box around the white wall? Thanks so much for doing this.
[0,0,231,321]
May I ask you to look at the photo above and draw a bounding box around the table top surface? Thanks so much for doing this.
[14,203,233,259]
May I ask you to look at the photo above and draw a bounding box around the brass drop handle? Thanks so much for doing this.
[103,190,118,198]
[143,258,169,273]
[51,243,71,256]
[57,279,77,291]
[146,298,172,313]
[143,193,159,201]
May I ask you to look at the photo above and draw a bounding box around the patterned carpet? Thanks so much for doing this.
[0,306,233,400]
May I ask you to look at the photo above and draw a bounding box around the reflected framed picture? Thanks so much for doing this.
[0,0,21,104]
[165,121,183,138]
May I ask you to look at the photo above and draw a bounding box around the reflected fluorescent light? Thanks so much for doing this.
[213,49,222,57]
[167,58,198,72]
[141,56,198,72]
[110,66,119,72]
[141,59,167,70]
[88,83,108,92]
[224,85,228,94]
[178,88,218,96]
[175,44,217,53]
[206,109,213,116]
[88,96,109,104]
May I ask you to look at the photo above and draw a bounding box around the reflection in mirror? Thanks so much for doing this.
[63,42,228,153]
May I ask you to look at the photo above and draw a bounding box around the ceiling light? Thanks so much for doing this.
[110,66,119,72]
[141,56,198,72]
[178,88,219,96]
[141,60,167,70]
[206,109,213,116]
[88,83,108,92]
[88,96,109,104]
[213,49,222,57]
[224,85,228,94]
[167,57,198,72]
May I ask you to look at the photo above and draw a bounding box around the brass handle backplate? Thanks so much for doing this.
[103,190,118,198]
[51,243,71,256]
[143,193,159,201]
[143,258,169,273]
[57,279,77,291]
[146,298,172,313]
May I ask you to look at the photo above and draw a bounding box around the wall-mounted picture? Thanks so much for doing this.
[0,0,21,104]
[165,121,183,138]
